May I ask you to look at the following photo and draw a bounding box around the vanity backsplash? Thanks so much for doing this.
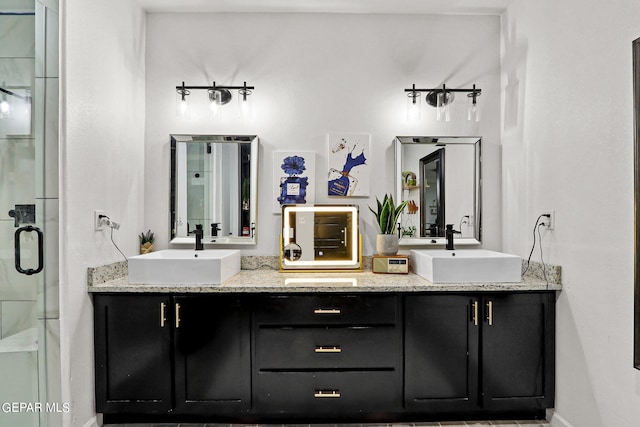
[87,256,559,287]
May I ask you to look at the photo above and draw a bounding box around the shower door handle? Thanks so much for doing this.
[15,225,44,275]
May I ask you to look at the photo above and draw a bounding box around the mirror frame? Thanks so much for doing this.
[170,134,259,246]
[633,37,640,370]
[395,136,482,246]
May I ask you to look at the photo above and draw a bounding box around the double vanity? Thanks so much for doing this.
[89,251,559,424]
[88,134,558,423]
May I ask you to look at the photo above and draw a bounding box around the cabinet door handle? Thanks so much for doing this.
[175,303,181,328]
[315,345,342,353]
[472,301,479,326]
[314,390,341,398]
[313,308,341,315]
[486,300,493,326]
[160,302,167,328]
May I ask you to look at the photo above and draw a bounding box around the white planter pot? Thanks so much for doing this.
[376,234,399,256]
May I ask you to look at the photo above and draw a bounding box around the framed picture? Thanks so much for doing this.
[327,133,371,197]
[273,151,316,214]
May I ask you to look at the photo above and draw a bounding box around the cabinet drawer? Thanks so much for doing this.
[254,295,397,325]
[256,326,399,370]
[255,371,401,415]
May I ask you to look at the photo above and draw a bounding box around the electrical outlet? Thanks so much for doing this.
[94,210,105,231]
[542,210,555,230]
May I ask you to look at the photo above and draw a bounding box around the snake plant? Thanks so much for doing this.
[368,194,408,235]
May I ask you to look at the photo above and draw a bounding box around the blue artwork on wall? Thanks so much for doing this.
[273,151,316,213]
[327,133,371,197]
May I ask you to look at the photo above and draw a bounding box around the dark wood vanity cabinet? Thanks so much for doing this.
[405,292,555,416]
[481,293,555,412]
[93,294,251,416]
[94,294,173,414]
[405,294,480,413]
[94,291,554,422]
[253,295,403,419]
[173,295,251,414]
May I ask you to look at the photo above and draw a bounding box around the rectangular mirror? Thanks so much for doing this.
[395,136,481,246]
[280,205,361,271]
[170,134,258,245]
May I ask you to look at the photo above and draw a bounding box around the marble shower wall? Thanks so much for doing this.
[0,10,37,340]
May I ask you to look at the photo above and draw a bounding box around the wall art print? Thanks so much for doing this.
[327,133,371,197]
[273,151,316,213]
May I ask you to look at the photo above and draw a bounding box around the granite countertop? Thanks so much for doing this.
[87,257,562,294]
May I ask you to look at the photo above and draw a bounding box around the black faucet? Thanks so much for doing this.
[211,223,220,237]
[194,224,204,250]
[445,224,461,250]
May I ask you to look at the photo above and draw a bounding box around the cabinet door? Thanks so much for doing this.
[173,295,251,414]
[481,293,555,411]
[405,294,480,412]
[94,294,173,414]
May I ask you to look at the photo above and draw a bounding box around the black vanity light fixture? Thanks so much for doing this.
[176,81,255,120]
[405,83,481,122]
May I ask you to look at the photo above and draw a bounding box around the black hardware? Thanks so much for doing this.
[15,225,44,275]
[194,224,204,251]
[404,85,482,95]
[8,204,36,227]
[445,224,461,251]
[211,223,220,237]
[406,83,481,108]
[177,83,255,91]
[0,86,29,100]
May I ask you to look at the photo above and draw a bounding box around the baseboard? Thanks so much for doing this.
[82,415,99,427]
[549,409,575,427]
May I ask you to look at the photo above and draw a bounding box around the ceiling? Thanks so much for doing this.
[137,0,512,15]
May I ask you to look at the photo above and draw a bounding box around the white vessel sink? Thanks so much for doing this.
[128,249,241,285]
[410,249,522,283]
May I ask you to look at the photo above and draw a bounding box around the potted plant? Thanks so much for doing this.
[369,194,408,256]
[139,229,154,254]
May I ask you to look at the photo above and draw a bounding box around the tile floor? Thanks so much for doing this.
[105,421,551,427]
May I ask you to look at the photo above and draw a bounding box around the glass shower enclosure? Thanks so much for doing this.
[0,0,60,426]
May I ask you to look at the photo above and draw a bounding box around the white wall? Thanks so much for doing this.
[144,12,502,255]
[501,1,640,426]
[60,0,145,425]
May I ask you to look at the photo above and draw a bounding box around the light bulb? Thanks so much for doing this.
[406,91,421,122]
[238,88,252,120]
[176,83,190,119]
[467,94,480,122]
[436,91,452,122]
[208,88,221,118]
[176,90,190,119]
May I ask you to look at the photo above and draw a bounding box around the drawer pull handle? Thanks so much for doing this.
[314,390,341,398]
[486,300,493,326]
[315,345,342,353]
[160,303,167,328]
[175,303,181,328]
[472,301,479,326]
[313,308,341,315]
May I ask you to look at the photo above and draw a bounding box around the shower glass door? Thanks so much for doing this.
[1,0,59,426]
